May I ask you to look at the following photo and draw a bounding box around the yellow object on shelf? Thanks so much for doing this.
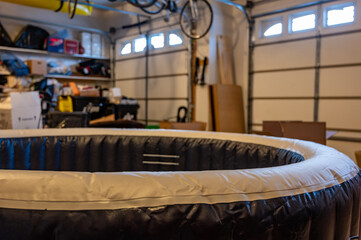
[58,95,73,112]
[0,0,92,16]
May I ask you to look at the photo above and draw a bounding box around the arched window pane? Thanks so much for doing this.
[120,42,131,55]
[264,23,282,37]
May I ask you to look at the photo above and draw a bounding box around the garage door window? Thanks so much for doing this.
[133,37,147,53]
[168,31,183,46]
[290,12,316,32]
[325,2,355,27]
[119,41,131,55]
[261,18,283,38]
[150,33,165,49]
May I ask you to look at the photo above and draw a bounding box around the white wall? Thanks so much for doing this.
[195,0,249,128]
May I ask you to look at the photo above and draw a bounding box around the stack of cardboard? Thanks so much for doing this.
[262,121,326,145]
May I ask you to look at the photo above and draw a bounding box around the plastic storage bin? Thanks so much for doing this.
[71,96,109,120]
[113,104,139,120]
[47,111,88,128]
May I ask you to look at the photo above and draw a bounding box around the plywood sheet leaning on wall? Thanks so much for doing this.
[211,84,245,133]
[217,35,234,85]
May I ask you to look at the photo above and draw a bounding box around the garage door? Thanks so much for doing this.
[250,0,361,160]
[115,27,189,125]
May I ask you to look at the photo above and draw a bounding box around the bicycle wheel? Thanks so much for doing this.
[179,0,213,39]
[139,0,166,14]
[127,0,158,8]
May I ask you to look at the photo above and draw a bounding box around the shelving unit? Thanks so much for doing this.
[0,46,110,61]
[0,46,112,86]
[0,11,114,87]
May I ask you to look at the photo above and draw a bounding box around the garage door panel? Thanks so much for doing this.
[115,58,145,79]
[251,125,262,132]
[331,131,361,139]
[253,70,315,97]
[319,100,361,129]
[327,140,360,162]
[148,100,188,121]
[137,100,146,120]
[148,76,188,98]
[136,100,189,121]
[115,52,187,80]
[115,80,145,99]
[253,40,316,71]
[321,33,361,65]
[115,76,188,99]
[320,67,361,96]
[253,100,314,124]
[148,52,188,76]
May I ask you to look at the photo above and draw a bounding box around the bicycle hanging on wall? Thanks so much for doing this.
[131,0,213,39]
[64,0,213,39]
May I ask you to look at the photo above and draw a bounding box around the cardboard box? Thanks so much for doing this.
[47,37,64,53]
[159,121,207,131]
[79,89,100,97]
[26,59,47,75]
[0,92,42,129]
[262,121,326,144]
[64,39,79,54]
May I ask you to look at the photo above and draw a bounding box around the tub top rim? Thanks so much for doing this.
[0,129,358,210]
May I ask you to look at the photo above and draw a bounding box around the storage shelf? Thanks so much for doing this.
[0,46,110,61]
[44,74,111,81]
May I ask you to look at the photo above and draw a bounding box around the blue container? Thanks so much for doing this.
[47,37,64,53]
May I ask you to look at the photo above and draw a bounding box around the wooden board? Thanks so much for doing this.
[159,121,206,131]
[217,35,234,85]
[195,84,212,131]
[211,84,245,133]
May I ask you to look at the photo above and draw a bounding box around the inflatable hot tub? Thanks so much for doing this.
[0,129,359,240]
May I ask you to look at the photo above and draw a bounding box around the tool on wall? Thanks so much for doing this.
[200,57,208,85]
[194,57,200,84]
[194,56,208,86]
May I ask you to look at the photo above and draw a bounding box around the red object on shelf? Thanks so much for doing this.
[64,39,79,54]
